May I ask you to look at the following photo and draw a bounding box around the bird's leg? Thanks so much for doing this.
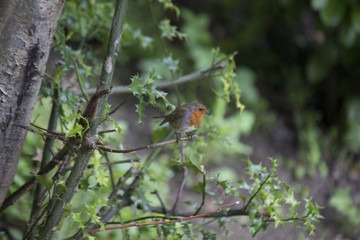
[176,132,182,143]
[186,132,193,141]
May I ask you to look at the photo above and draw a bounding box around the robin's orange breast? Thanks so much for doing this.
[189,110,205,128]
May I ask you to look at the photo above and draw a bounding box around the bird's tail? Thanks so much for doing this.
[153,116,168,126]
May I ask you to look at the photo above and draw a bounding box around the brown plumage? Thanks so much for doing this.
[154,102,209,134]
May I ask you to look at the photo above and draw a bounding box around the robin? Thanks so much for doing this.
[154,101,210,141]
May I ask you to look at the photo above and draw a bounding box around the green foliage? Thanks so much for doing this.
[159,19,186,40]
[128,71,175,123]
[156,0,180,17]
[61,0,113,43]
[217,51,245,112]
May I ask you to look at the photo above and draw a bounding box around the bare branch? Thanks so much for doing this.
[85,201,241,235]
[76,61,226,95]
[151,190,167,214]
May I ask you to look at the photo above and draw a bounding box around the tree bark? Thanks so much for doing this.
[0,0,65,206]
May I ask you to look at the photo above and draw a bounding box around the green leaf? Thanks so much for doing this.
[159,19,186,40]
[128,75,145,95]
[67,123,84,137]
[182,157,203,175]
[238,179,250,190]
[193,180,205,193]
[157,0,180,17]
[135,100,146,123]
[249,217,267,236]
[61,113,82,123]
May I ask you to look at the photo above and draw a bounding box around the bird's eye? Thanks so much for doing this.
[199,108,203,111]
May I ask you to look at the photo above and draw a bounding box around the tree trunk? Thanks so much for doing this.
[0,0,65,206]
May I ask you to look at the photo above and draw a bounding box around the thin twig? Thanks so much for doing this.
[102,152,115,189]
[106,216,179,225]
[151,190,167,214]
[88,159,140,168]
[109,97,130,115]
[85,201,241,235]
[76,61,226,95]
[72,57,90,102]
[99,129,117,134]
[31,123,65,137]
[98,135,199,154]
[14,124,65,141]
[242,175,271,211]
[170,140,187,214]
[193,173,206,215]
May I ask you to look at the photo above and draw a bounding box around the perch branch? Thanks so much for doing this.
[97,135,199,153]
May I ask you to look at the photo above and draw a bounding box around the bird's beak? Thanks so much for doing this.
[205,111,210,115]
